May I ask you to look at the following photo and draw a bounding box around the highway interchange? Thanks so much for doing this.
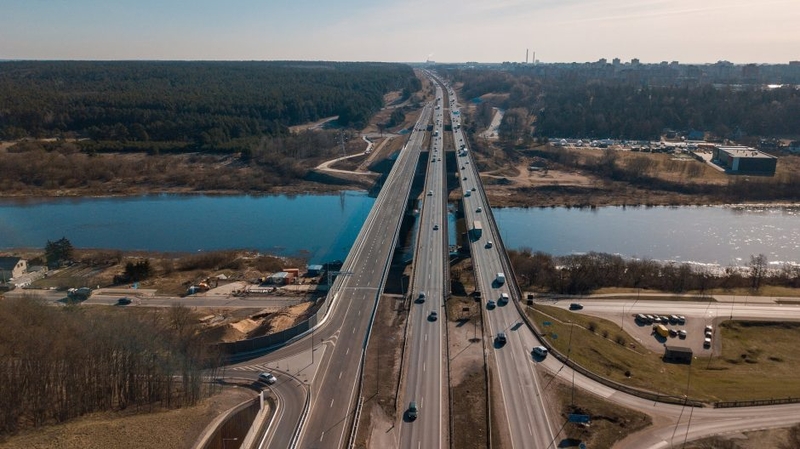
[21,70,799,448]
[243,71,800,448]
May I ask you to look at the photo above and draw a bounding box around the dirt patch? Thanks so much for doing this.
[551,380,652,449]
[0,387,256,449]
[448,294,488,449]
[355,294,407,448]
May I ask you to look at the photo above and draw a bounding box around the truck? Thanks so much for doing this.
[470,220,483,240]
[655,324,669,338]
[495,273,506,285]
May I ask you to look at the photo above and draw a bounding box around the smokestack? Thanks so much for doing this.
[532,51,536,65]
[526,49,529,64]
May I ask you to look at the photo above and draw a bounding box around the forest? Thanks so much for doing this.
[0,297,221,436]
[0,61,421,146]
[447,69,800,140]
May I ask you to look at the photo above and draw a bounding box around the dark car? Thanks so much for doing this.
[117,297,132,305]
[429,311,438,321]
[495,332,507,345]
[407,401,418,420]
[416,292,426,303]
[569,303,584,310]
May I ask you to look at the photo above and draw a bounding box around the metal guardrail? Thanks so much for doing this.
[714,397,800,408]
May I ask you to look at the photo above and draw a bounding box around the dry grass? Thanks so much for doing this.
[0,387,256,449]
[551,381,652,449]
[530,304,800,402]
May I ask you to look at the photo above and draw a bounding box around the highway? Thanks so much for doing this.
[292,103,430,449]
[447,78,556,448]
[397,82,448,449]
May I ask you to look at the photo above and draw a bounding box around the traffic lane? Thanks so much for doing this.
[261,372,308,449]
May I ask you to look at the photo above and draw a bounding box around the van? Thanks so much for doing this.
[499,293,509,304]
[495,273,506,285]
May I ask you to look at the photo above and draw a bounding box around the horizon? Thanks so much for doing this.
[2,0,798,64]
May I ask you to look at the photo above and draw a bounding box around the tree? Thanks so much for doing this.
[124,259,152,282]
[45,237,74,268]
[749,253,768,290]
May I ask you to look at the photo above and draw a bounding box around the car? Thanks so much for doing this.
[463,176,467,180]
[427,190,433,196]
[438,158,442,162]
[669,315,679,324]
[476,207,482,213]
[532,346,548,358]
[471,187,476,191]
[433,224,439,230]
[498,293,510,305]
[704,324,713,333]
[487,300,496,309]
[660,316,670,323]
[117,297,132,305]
[495,332,507,345]
[429,311,438,321]
[569,303,584,310]
[668,328,678,337]
[485,241,493,248]
[678,329,687,338]
[645,315,655,323]
[677,316,686,324]
[461,166,465,170]
[653,316,662,324]
[406,401,418,420]
[703,337,712,348]
[416,292,426,303]
[258,372,277,385]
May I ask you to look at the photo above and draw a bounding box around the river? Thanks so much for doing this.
[494,204,800,266]
[0,192,374,264]
[2,196,798,267]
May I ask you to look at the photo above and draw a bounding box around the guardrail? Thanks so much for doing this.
[714,397,800,408]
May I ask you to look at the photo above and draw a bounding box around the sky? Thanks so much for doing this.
[2,0,799,64]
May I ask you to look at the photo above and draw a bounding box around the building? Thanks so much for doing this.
[663,345,693,364]
[0,257,27,283]
[306,264,323,276]
[712,146,777,176]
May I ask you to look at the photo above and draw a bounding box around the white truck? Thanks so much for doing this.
[496,273,506,285]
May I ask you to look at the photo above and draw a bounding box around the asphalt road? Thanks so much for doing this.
[398,80,448,449]
[449,82,556,449]
[288,102,432,449]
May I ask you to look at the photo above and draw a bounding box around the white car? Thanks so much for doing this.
[532,346,548,358]
[258,372,277,385]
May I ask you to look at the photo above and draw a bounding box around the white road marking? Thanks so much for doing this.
[330,399,335,408]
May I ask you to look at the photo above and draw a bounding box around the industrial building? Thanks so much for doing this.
[713,146,777,175]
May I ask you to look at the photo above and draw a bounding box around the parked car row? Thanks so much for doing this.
[636,313,686,325]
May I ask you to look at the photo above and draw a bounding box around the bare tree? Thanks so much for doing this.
[749,254,768,290]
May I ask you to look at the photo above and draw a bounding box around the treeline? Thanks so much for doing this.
[0,130,355,193]
[509,249,798,295]
[0,61,421,145]
[447,69,800,140]
[0,297,221,435]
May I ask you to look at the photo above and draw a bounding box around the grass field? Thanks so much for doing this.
[529,304,800,402]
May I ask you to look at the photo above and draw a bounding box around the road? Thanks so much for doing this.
[446,78,556,448]
[292,104,430,449]
[398,81,447,449]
